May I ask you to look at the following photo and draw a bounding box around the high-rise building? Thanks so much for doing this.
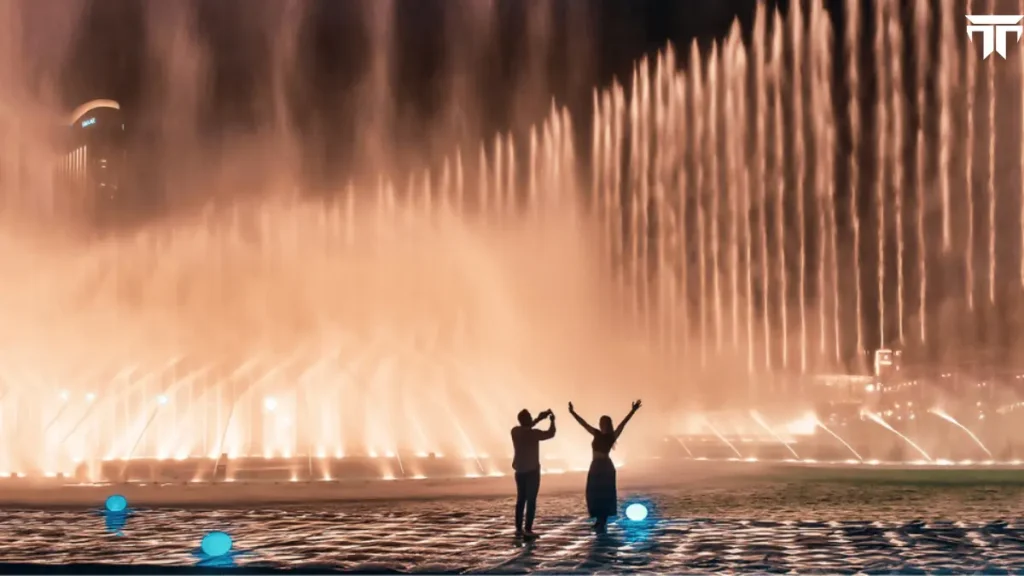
[55,99,127,220]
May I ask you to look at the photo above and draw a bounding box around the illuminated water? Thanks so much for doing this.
[0,1,1021,481]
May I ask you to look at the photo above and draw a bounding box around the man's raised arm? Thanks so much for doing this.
[535,414,556,441]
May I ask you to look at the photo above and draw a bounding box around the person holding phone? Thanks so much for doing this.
[510,408,556,539]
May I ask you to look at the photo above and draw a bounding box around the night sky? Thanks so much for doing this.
[53,0,803,155]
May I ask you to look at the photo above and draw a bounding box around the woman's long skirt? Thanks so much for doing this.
[585,457,617,518]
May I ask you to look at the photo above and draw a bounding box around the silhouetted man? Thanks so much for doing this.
[511,408,556,539]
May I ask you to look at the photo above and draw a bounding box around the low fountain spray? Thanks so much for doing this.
[749,410,800,460]
[863,411,932,462]
[928,408,993,459]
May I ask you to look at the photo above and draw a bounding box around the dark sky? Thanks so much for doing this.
[40,0,810,187]
[58,0,787,129]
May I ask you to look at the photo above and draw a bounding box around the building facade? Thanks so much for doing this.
[55,99,127,221]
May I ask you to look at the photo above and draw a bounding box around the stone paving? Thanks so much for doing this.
[3,472,1024,573]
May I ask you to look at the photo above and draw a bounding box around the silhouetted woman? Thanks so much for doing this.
[568,399,642,533]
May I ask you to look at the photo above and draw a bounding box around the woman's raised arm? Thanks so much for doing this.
[613,399,642,439]
[568,401,599,435]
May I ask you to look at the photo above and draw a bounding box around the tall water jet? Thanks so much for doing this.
[914,0,930,342]
[675,74,691,361]
[986,0,997,305]
[356,0,395,176]
[887,9,906,344]
[752,4,771,370]
[874,0,889,347]
[845,0,864,356]
[771,11,788,369]
[938,2,954,253]
[790,0,808,373]
[810,0,834,361]
[725,27,741,354]
[966,0,978,310]
[708,45,723,354]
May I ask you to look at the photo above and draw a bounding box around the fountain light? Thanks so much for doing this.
[625,503,649,522]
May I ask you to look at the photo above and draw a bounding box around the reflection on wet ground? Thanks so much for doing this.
[5,476,1024,573]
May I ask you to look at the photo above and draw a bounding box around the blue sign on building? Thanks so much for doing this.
[81,117,96,128]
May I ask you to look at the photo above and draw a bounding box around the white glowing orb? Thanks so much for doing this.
[625,503,649,522]
[85,392,96,403]
[58,390,69,402]
[264,396,278,412]
[156,395,168,405]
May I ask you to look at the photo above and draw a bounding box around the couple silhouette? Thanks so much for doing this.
[510,399,643,539]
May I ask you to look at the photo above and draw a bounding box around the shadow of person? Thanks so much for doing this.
[480,537,539,573]
[580,533,622,570]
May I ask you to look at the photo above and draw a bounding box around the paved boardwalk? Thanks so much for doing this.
[3,470,1024,573]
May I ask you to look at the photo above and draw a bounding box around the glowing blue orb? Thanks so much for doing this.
[104,494,128,513]
[201,531,233,557]
[625,502,649,522]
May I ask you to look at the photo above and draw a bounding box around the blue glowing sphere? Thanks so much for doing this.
[201,531,233,557]
[625,502,649,522]
[104,494,128,513]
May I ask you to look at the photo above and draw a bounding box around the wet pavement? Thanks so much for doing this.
[3,470,1024,573]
